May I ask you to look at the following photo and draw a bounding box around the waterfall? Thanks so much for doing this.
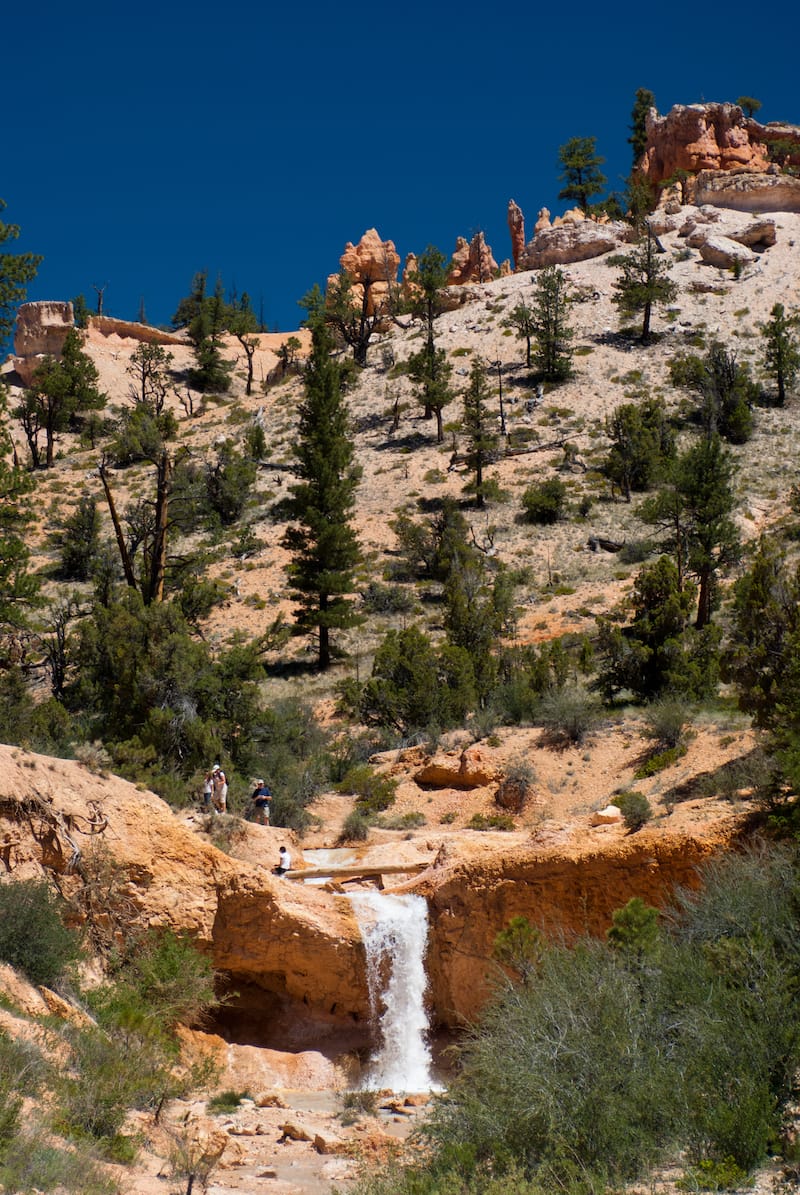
[349,890,439,1092]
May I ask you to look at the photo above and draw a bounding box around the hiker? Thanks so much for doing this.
[275,845,291,876]
[211,764,228,814]
[201,769,214,812]
[250,778,272,825]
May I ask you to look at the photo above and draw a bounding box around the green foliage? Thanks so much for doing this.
[360,625,476,736]
[206,1089,250,1114]
[760,302,800,406]
[736,96,762,118]
[536,684,600,744]
[183,273,233,393]
[205,445,256,524]
[639,435,739,631]
[360,580,415,614]
[110,404,167,465]
[339,809,371,842]
[634,742,687,778]
[0,1132,118,1194]
[529,266,574,381]
[389,500,472,582]
[557,136,607,211]
[282,315,362,668]
[57,496,100,580]
[606,896,659,958]
[603,396,674,501]
[521,477,566,524]
[0,198,42,349]
[126,342,174,414]
[0,879,82,986]
[677,1155,754,1190]
[628,88,656,167]
[467,812,515,831]
[335,764,397,815]
[670,341,757,444]
[643,695,690,747]
[0,387,40,632]
[615,790,653,831]
[17,328,106,467]
[612,228,678,342]
[461,356,498,509]
[493,916,544,984]
[444,557,513,700]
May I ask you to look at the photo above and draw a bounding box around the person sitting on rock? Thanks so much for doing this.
[275,845,291,876]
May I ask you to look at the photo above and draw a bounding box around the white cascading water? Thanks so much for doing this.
[349,890,439,1092]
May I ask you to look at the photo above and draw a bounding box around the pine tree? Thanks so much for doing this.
[612,228,677,343]
[282,317,362,669]
[628,88,656,168]
[530,266,574,380]
[0,199,42,350]
[462,356,498,510]
[406,246,451,426]
[761,302,800,407]
[17,329,106,467]
[0,386,39,633]
[557,137,607,212]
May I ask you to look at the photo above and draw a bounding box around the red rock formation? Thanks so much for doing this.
[507,199,525,269]
[642,102,769,184]
[333,228,400,319]
[447,232,499,285]
[418,823,742,1024]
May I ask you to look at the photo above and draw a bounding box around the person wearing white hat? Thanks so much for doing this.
[211,764,228,814]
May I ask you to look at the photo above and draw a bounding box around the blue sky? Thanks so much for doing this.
[4,0,797,335]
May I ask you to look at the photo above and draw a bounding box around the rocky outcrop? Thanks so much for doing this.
[87,316,187,345]
[642,103,770,184]
[418,823,742,1024]
[507,199,525,269]
[414,746,500,790]
[694,169,800,213]
[333,229,401,320]
[12,300,74,384]
[518,218,631,270]
[447,232,499,286]
[0,747,368,1036]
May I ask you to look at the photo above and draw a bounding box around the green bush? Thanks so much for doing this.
[206,1089,250,1115]
[0,1133,118,1194]
[644,697,690,748]
[467,813,515,831]
[615,790,653,831]
[338,809,370,843]
[677,1156,753,1191]
[0,879,82,987]
[335,764,397,815]
[536,685,600,745]
[521,477,567,524]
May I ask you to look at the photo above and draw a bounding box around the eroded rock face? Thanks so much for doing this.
[694,169,800,213]
[507,199,525,268]
[334,229,401,320]
[642,103,769,183]
[418,827,740,1024]
[414,746,500,790]
[12,300,74,384]
[447,232,499,286]
[88,316,187,346]
[518,219,631,270]
[0,747,368,1032]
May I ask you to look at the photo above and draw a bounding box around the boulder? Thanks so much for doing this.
[698,235,756,269]
[590,805,623,827]
[414,746,500,790]
[507,199,526,269]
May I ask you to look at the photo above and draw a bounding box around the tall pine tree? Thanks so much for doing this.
[282,315,362,669]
